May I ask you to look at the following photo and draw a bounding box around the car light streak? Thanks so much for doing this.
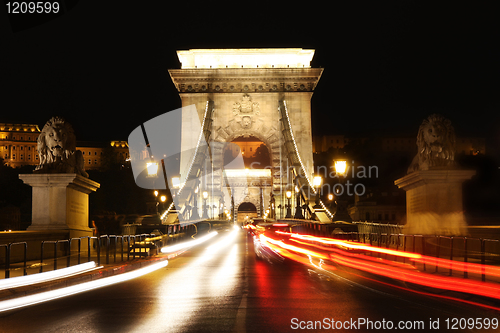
[0,262,98,291]
[161,231,218,254]
[0,260,169,313]
[290,238,417,271]
[278,231,500,280]
[412,256,500,278]
[330,252,500,300]
[276,231,422,259]
[333,266,500,312]
[270,230,500,301]
[259,234,328,260]
[205,226,239,254]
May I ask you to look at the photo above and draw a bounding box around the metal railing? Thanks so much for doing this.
[0,221,203,279]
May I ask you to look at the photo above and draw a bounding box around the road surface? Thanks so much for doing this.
[0,226,498,332]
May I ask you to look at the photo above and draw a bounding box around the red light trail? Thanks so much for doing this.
[253,230,500,304]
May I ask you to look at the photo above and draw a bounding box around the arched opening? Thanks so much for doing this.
[224,136,271,169]
[237,202,258,224]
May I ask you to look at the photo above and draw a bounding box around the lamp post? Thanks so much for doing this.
[285,190,292,218]
[332,160,352,222]
[159,195,166,222]
[153,190,159,214]
[171,176,180,197]
[146,162,159,177]
[328,193,334,211]
[191,187,200,220]
[294,185,304,219]
[313,176,322,209]
[202,191,209,219]
[270,193,275,219]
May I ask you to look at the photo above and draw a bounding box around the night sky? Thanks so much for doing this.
[2,2,500,157]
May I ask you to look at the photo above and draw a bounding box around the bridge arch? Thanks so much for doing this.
[236,201,258,223]
[213,122,282,190]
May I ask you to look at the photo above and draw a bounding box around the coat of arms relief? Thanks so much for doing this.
[233,94,260,129]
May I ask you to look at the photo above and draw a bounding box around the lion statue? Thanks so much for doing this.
[407,114,456,174]
[34,117,88,177]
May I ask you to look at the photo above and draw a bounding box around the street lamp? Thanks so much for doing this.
[334,160,347,177]
[171,176,180,189]
[171,176,180,199]
[285,190,292,218]
[202,191,209,219]
[192,187,200,220]
[294,185,304,219]
[333,159,352,222]
[313,176,322,209]
[146,162,159,177]
[153,190,159,214]
[159,195,167,220]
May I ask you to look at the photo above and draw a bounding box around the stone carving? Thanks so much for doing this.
[241,116,252,129]
[34,117,88,177]
[408,114,456,174]
[233,94,260,115]
[233,94,259,129]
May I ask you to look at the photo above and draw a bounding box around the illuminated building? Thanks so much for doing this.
[0,123,40,168]
[0,122,129,170]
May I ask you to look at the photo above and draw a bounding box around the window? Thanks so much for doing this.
[20,146,23,150]
[94,151,97,155]
[94,159,98,164]
[28,154,31,160]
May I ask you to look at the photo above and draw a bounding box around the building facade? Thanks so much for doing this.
[0,123,40,168]
[0,122,129,170]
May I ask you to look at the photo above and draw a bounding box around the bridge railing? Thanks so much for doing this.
[0,224,200,279]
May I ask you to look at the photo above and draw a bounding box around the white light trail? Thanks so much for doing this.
[0,261,98,291]
[0,260,168,313]
[160,231,218,254]
[205,226,239,254]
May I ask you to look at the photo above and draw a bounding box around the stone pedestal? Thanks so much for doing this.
[395,169,475,235]
[19,174,100,239]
